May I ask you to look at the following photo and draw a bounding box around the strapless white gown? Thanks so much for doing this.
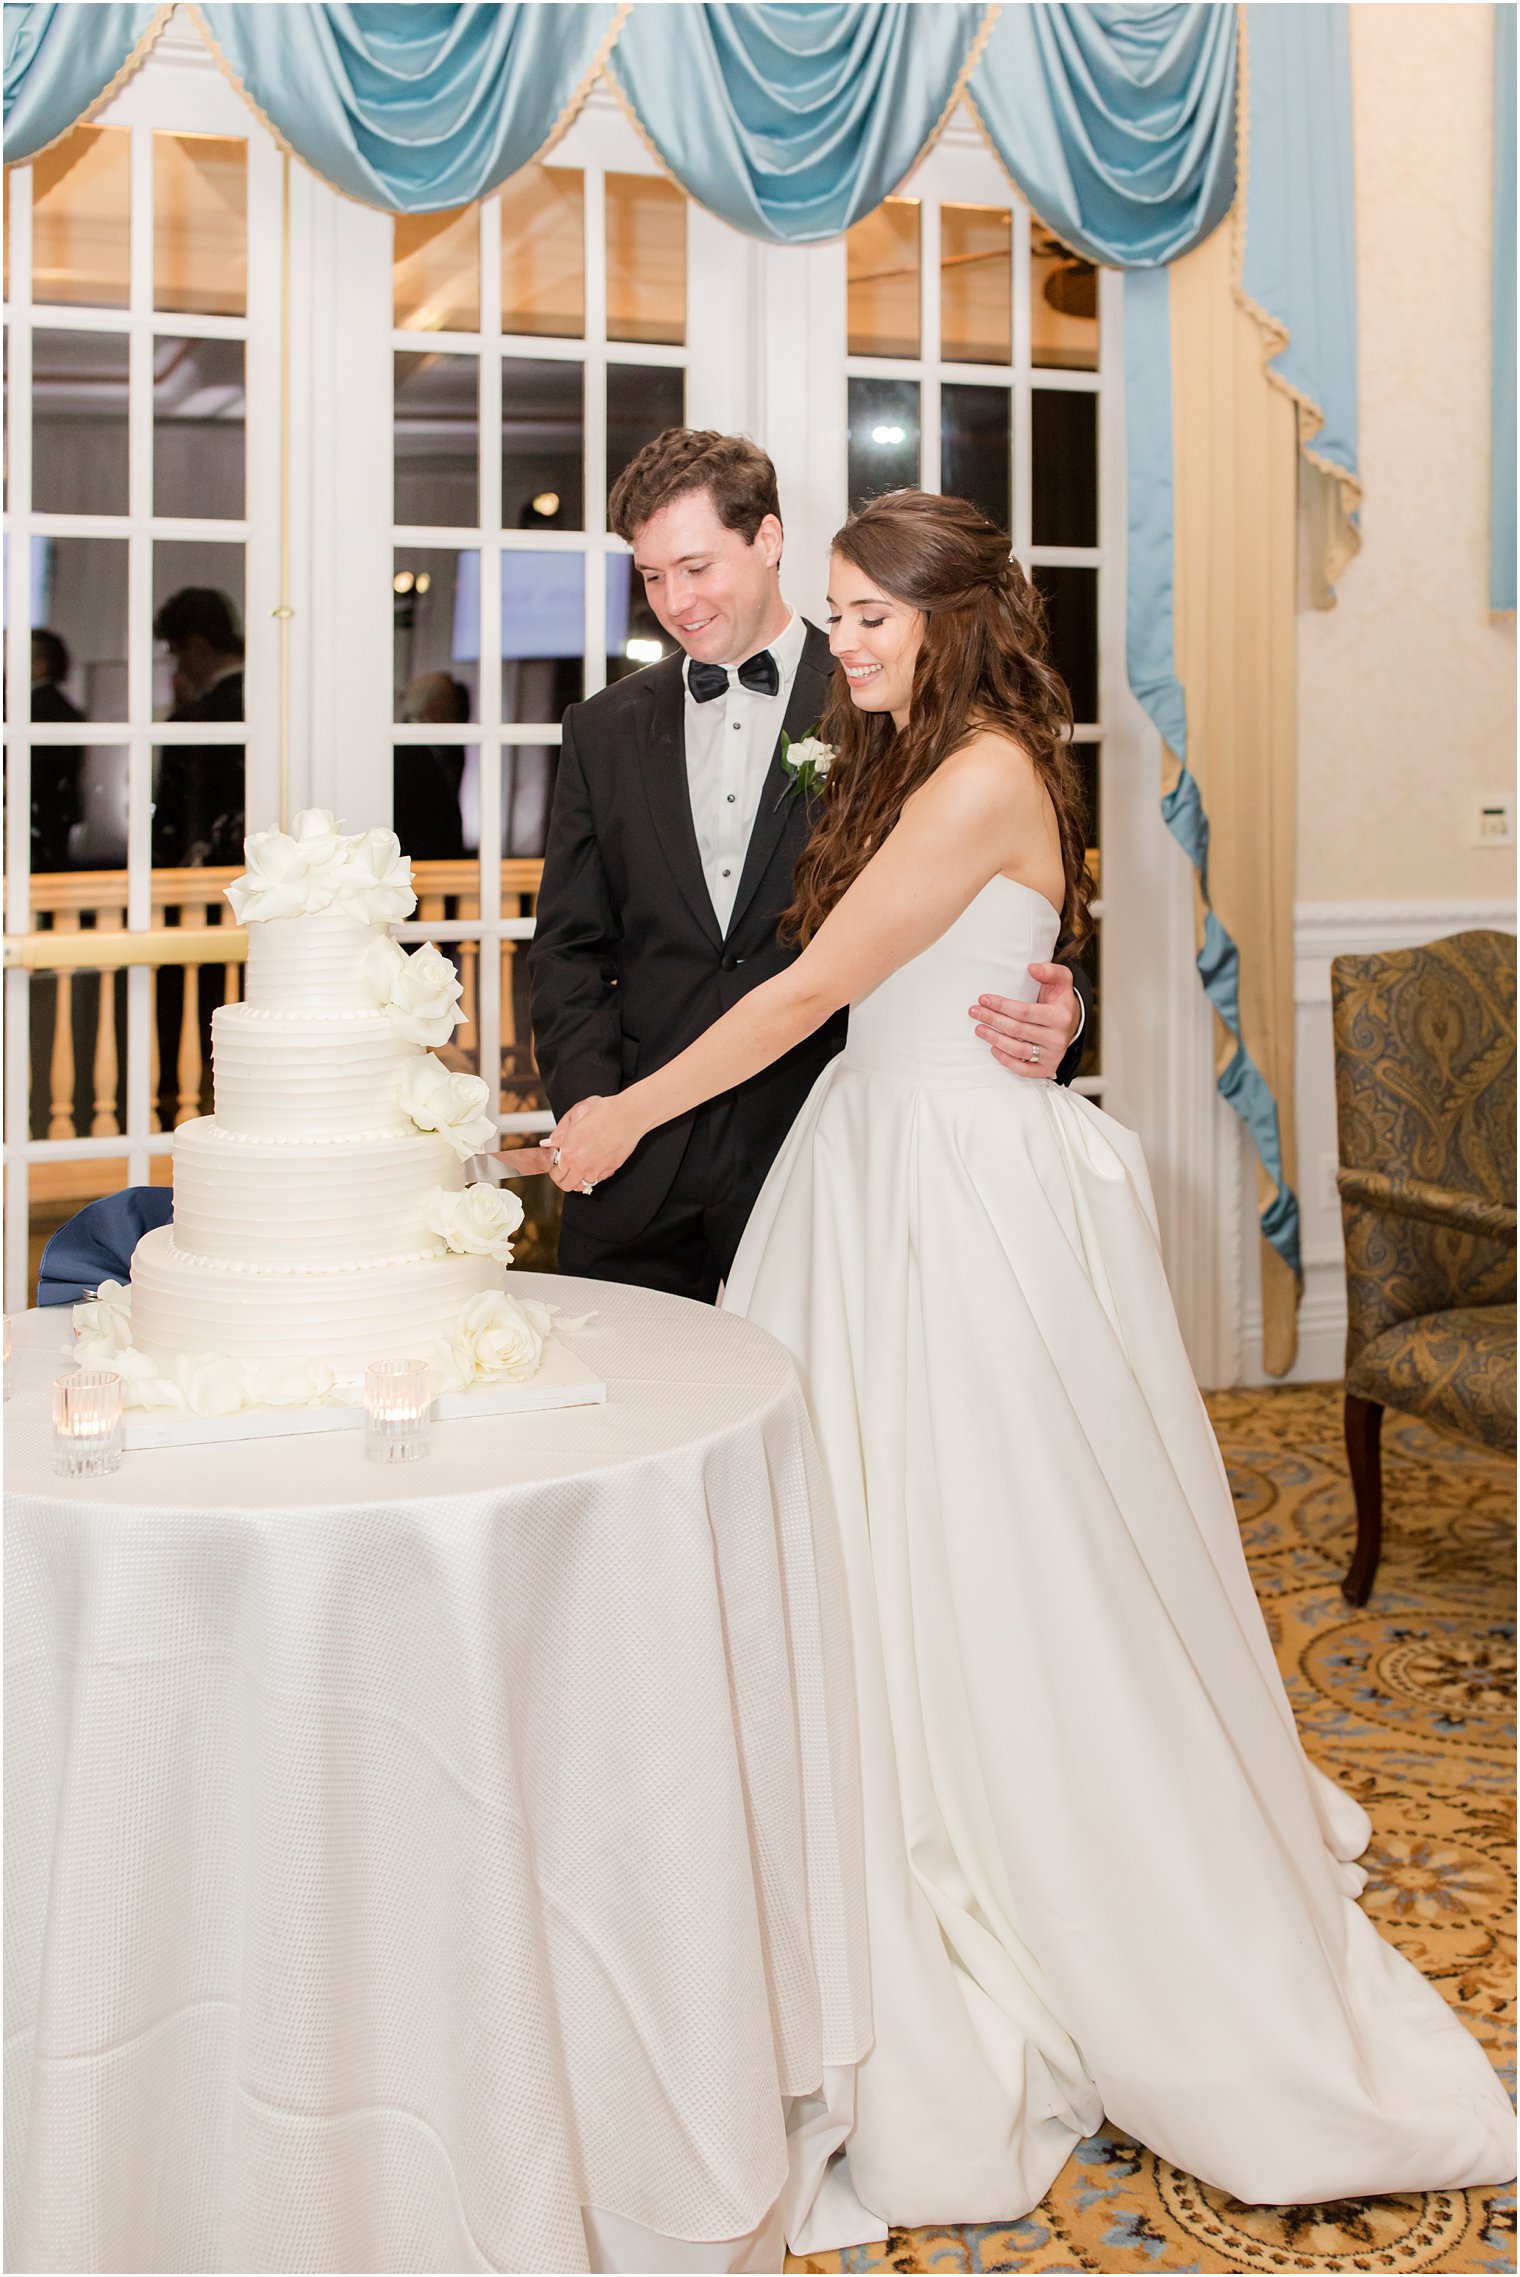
[723,877,1515,2224]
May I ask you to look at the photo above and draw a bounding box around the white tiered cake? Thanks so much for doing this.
[73,812,552,1416]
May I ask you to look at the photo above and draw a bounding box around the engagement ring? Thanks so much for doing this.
[1029,1043,1042,1064]
[581,1180,594,1195]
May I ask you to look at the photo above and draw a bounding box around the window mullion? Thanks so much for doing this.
[477,195,504,1129]
[584,162,609,699]
[921,198,941,493]
[1011,200,1033,565]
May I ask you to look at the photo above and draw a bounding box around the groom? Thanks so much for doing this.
[528,428,1090,1303]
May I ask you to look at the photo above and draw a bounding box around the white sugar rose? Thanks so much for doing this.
[173,1352,248,1417]
[242,1357,337,1408]
[397,1054,497,1160]
[290,807,343,867]
[366,937,464,1045]
[226,825,334,923]
[450,1290,544,1384]
[426,1180,524,1263]
[112,1347,189,1408]
[331,827,415,925]
[73,1278,134,1355]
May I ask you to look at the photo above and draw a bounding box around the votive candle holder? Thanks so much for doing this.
[364,1359,432,1464]
[52,1370,124,1477]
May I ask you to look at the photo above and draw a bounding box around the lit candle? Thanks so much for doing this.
[52,1370,124,1478]
[363,1359,432,1464]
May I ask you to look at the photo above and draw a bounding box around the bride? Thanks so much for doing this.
[542,490,1515,2220]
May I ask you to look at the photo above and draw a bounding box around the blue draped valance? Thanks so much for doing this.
[607,2,988,244]
[196,3,619,214]
[2,1,158,154]
[968,5,1237,268]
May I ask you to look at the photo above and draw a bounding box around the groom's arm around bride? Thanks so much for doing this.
[528,428,1089,1306]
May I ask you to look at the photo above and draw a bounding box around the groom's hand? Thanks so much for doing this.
[968,961,1082,1080]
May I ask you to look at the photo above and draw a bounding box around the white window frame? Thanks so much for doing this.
[2,26,283,1309]
[5,48,1234,1373]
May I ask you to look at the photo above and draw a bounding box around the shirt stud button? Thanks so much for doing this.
[726,792,736,803]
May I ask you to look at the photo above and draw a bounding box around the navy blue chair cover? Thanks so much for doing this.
[36,1184,173,1307]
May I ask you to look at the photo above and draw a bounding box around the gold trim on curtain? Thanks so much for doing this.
[1169,212,1302,1376]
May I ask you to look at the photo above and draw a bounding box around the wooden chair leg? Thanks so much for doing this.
[1342,1394,1385,1605]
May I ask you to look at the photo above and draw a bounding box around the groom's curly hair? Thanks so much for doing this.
[781,490,1094,953]
[608,428,781,546]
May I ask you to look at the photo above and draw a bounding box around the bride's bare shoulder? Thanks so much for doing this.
[913,726,1042,820]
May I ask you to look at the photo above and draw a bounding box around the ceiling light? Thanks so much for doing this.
[625,637,663,664]
[392,571,415,594]
[414,572,431,594]
[531,490,561,517]
[871,424,905,446]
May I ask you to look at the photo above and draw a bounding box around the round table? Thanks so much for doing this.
[4,1279,871,2274]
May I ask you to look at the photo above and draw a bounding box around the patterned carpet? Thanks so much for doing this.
[788,1385,1516,2277]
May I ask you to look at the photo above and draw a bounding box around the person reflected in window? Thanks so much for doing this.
[394,672,468,860]
[150,588,245,868]
[30,629,83,872]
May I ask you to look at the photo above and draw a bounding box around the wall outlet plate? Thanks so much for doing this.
[1472,793,1516,848]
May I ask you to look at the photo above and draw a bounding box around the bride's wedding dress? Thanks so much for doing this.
[722,877,1514,2225]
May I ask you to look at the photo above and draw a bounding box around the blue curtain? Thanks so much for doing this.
[968,4,1237,268]
[606,2,987,245]
[197,3,618,213]
[1492,1,1516,615]
[1238,4,1359,556]
[3,1,158,159]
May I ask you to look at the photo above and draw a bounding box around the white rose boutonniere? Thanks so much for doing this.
[426,1181,525,1264]
[365,937,464,1046]
[398,1054,498,1160]
[781,730,835,801]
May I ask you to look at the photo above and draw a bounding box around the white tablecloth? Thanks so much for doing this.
[4,1280,872,2273]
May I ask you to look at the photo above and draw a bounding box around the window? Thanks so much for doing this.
[5,89,272,1301]
[5,54,1142,1310]
[845,157,1106,1093]
[388,159,690,1133]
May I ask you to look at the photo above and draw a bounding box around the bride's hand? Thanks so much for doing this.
[547,1094,646,1192]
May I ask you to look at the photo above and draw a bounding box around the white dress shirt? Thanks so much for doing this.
[684,609,809,935]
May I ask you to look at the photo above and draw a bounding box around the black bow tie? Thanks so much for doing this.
[687,649,780,703]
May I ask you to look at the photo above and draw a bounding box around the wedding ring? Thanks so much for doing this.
[1029,1043,1042,1064]
[551,1146,561,1166]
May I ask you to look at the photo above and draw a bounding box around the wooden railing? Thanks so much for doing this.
[7,862,546,1184]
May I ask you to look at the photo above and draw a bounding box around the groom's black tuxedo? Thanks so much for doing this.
[529,618,1089,1301]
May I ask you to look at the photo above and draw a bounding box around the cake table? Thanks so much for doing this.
[4,1278,872,2274]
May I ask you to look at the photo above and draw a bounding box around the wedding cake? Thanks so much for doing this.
[73,810,547,1413]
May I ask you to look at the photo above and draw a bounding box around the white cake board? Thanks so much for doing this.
[121,1336,606,1451]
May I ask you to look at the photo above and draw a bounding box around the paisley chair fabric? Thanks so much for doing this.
[1331,930,1517,1603]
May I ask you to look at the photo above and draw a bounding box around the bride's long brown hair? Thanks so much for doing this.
[781,490,1093,951]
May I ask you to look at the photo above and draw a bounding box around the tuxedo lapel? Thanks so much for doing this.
[724,622,834,943]
[637,658,723,948]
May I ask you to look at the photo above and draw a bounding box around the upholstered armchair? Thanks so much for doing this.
[1330,930,1517,1604]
